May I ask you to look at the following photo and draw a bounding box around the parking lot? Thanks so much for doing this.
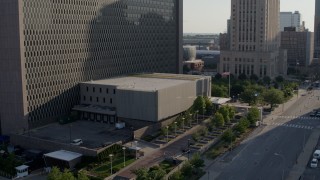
[27,120,133,149]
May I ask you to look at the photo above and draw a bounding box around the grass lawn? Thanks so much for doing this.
[94,157,135,172]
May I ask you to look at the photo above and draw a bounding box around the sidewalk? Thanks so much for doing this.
[111,123,206,179]
[286,129,320,180]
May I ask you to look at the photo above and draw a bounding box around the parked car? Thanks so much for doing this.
[311,158,318,168]
[71,139,83,146]
[313,150,320,159]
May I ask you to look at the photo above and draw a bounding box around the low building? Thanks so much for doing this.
[74,73,211,128]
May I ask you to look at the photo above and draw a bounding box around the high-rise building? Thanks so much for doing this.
[280,11,301,32]
[281,28,314,67]
[219,0,286,78]
[314,0,320,58]
[0,0,183,135]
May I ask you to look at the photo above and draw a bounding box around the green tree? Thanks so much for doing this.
[212,84,228,97]
[227,106,236,120]
[215,73,222,80]
[77,171,89,180]
[262,88,284,109]
[169,171,184,180]
[250,74,259,82]
[48,167,62,180]
[61,169,75,180]
[239,88,259,105]
[222,129,235,143]
[238,73,247,80]
[181,161,193,177]
[204,96,213,115]
[234,117,250,134]
[263,76,271,85]
[193,96,206,114]
[247,107,260,126]
[275,75,284,84]
[212,112,225,128]
[218,106,230,123]
[190,153,204,169]
[134,168,149,180]
[149,166,166,180]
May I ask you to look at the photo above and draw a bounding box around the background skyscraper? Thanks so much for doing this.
[314,0,320,58]
[280,11,301,32]
[219,0,286,78]
[0,0,183,134]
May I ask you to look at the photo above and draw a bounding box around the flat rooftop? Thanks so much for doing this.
[82,73,208,91]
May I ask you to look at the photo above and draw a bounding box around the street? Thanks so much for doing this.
[202,88,320,180]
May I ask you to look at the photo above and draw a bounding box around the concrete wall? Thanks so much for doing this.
[0,0,28,135]
[157,82,195,121]
[117,90,158,122]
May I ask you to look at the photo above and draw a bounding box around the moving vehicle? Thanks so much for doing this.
[71,139,83,146]
[313,150,320,159]
[311,158,318,168]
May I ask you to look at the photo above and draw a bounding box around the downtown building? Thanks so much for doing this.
[0,0,183,135]
[280,11,301,32]
[219,0,287,78]
[281,27,314,68]
[315,0,320,58]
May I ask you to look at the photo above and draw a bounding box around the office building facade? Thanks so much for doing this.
[0,0,183,134]
[280,11,301,32]
[219,0,286,78]
[315,0,320,58]
[281,29,314,67]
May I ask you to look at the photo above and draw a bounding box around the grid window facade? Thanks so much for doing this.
[21,0,180,126]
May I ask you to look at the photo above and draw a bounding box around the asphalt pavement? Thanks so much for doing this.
[201,88,320,180]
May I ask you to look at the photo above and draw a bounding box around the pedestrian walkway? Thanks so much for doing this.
[287,128,320,180]
[266,122,313,130]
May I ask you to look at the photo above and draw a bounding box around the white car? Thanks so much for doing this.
[71,139,83,146]
[311,158,318,168]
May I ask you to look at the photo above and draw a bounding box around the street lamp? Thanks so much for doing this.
[122,147,126,167]
[274,153,285,180]
[174,122,177,137]
[109,154,113,174]
[182,118,185,131]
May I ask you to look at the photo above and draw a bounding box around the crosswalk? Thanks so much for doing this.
[267,122,313,130]
[275,115,320,120]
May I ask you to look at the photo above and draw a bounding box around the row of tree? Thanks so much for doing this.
[48,167,89,180]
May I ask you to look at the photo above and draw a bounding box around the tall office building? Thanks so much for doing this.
[219,0,287,78]
[314,0,320,58]
[0,0,183,135]
[281,28,314,67]
[280,11,301,32]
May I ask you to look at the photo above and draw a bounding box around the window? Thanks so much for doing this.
[96,97,99,102]
[110,98,113,104]
[86,87,89,92]
[90,96,92,102]
[93,87,95,92]
[106,88,109,94]
[113,89,116,94]
[103,98,106,103]
[100,88,102,93]
[83,96,86,101]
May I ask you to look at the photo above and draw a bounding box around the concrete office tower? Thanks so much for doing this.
[281,28,314,67]
[219,0,287,78]
[280,11,301,32]
[0,0,183,135]
[314,0,320,58]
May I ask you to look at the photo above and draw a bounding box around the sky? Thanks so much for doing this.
[183,0,315,34]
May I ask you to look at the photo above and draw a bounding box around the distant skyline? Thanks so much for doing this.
[183,0,315,34]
